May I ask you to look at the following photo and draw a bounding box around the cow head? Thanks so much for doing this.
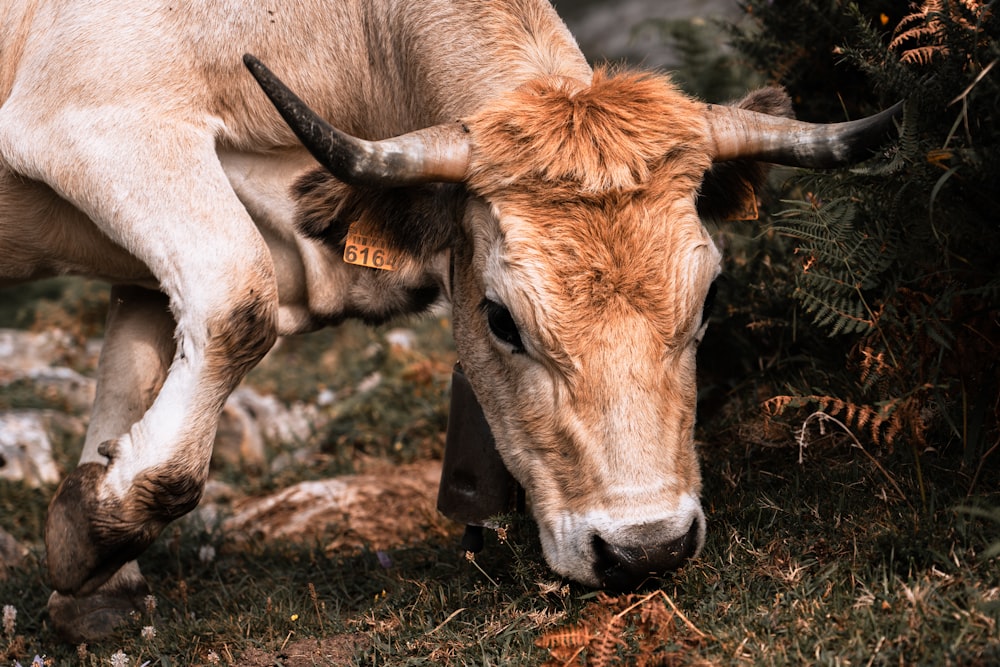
[245,56,899,589]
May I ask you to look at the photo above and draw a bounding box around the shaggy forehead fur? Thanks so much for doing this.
[465,69,719,367]
[466,68,713,197]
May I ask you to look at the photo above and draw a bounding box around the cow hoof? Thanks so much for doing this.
[45,462,176,596]
[47,562,150,643]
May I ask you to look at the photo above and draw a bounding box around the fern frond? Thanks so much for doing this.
[901,45,950,64]
[537,628,596,649]
[589,616,627,667]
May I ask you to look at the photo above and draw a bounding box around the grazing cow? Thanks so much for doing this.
[0,0,899,641]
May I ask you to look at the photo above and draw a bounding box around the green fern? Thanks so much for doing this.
[770,197,898,337]
[718,0,1000,464]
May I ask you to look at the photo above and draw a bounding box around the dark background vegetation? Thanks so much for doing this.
[1,0,998,664]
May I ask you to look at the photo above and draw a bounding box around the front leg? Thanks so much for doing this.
[45,278,275,641]
[45,282,275,598]
[0,43,281,642]
[1,123,281,601]
[45,285,174,640]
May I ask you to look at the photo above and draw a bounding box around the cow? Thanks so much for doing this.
[0,0,899,641]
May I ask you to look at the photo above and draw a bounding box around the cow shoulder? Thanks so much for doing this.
[697,87,794,222]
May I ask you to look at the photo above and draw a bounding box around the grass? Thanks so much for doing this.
[1,306,999,666]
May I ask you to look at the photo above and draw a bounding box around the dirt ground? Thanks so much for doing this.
[237,635,370,667]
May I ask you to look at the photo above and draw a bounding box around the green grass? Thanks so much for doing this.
[2,313,998,666]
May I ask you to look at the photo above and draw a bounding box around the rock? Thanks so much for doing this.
[0,330,97,415]
[213,397,266,472]
[222,460,447,552]
[0,328,75,374]
[0,527,27,581]
[385,327,418,351]
[212,387,316,472]
[19,366,96,413]
[0,329,96,486]
[0,410,66,487]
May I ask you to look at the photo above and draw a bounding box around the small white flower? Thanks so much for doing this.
[141,625,156,640]
[198,544,216,563]
[206,651,221,664]
[2,604,15,635]
[110,649,129,667]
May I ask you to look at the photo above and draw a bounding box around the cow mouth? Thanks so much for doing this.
[591,520,701,591]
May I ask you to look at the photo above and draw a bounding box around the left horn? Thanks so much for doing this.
[243,54,470,186]
[706,101,903,168]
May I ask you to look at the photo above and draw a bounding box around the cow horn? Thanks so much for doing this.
[243,54,470,186]
[705,101,903,167]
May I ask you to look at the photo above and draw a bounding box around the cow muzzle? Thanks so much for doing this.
[536,491,706,590]
[591,517,703,591]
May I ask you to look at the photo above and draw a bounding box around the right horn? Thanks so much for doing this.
[706,101,904,167]
[243,54,470,186]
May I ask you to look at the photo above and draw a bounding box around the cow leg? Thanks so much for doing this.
[47,285,175,642]
[0,118,281,606]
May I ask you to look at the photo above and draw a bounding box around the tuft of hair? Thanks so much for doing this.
[466,67,712,198]
[697,87,794,221]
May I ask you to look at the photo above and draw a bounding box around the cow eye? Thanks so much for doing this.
[483,299,524,352]
[701,282,718,325]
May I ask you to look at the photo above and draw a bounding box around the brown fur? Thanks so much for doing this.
[46,458,208,596]
[462,69,719,364]
[45,463,193,595]
[466,68,713,199]
[290,67,726,354]
[203,285,278,405]
[293,171,464,263]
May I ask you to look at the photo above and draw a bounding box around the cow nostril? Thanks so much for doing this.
[592,521,699,592]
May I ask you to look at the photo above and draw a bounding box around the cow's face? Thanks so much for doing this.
[245,54,898,589]
[448,72,719,588]
[451,197,718,587]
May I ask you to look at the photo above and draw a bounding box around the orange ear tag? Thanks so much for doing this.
[343,223,399,271]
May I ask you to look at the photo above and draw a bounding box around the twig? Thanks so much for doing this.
[797,411,908,503]
[655,591,713,640]
[428,607,467,636]
[610,590,712,640]
[948,58,997,106]
[557,645,587,667]
[967,440,1000,498]
[465,551,499,587]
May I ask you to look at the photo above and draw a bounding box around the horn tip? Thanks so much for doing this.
[243,53,265,76]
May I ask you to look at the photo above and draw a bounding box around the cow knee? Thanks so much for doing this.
[211,287,277,378]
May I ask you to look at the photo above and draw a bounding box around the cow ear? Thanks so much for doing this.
[294,168,463,262]
[697,87,794,222]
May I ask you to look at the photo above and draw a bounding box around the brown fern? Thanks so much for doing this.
[588,615,627,667]
[890,0,991,65]
[538,627,597,649]
[763,393,913,450]
[536,591,710,667]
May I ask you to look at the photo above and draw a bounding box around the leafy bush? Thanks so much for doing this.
[710,0,998,474]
